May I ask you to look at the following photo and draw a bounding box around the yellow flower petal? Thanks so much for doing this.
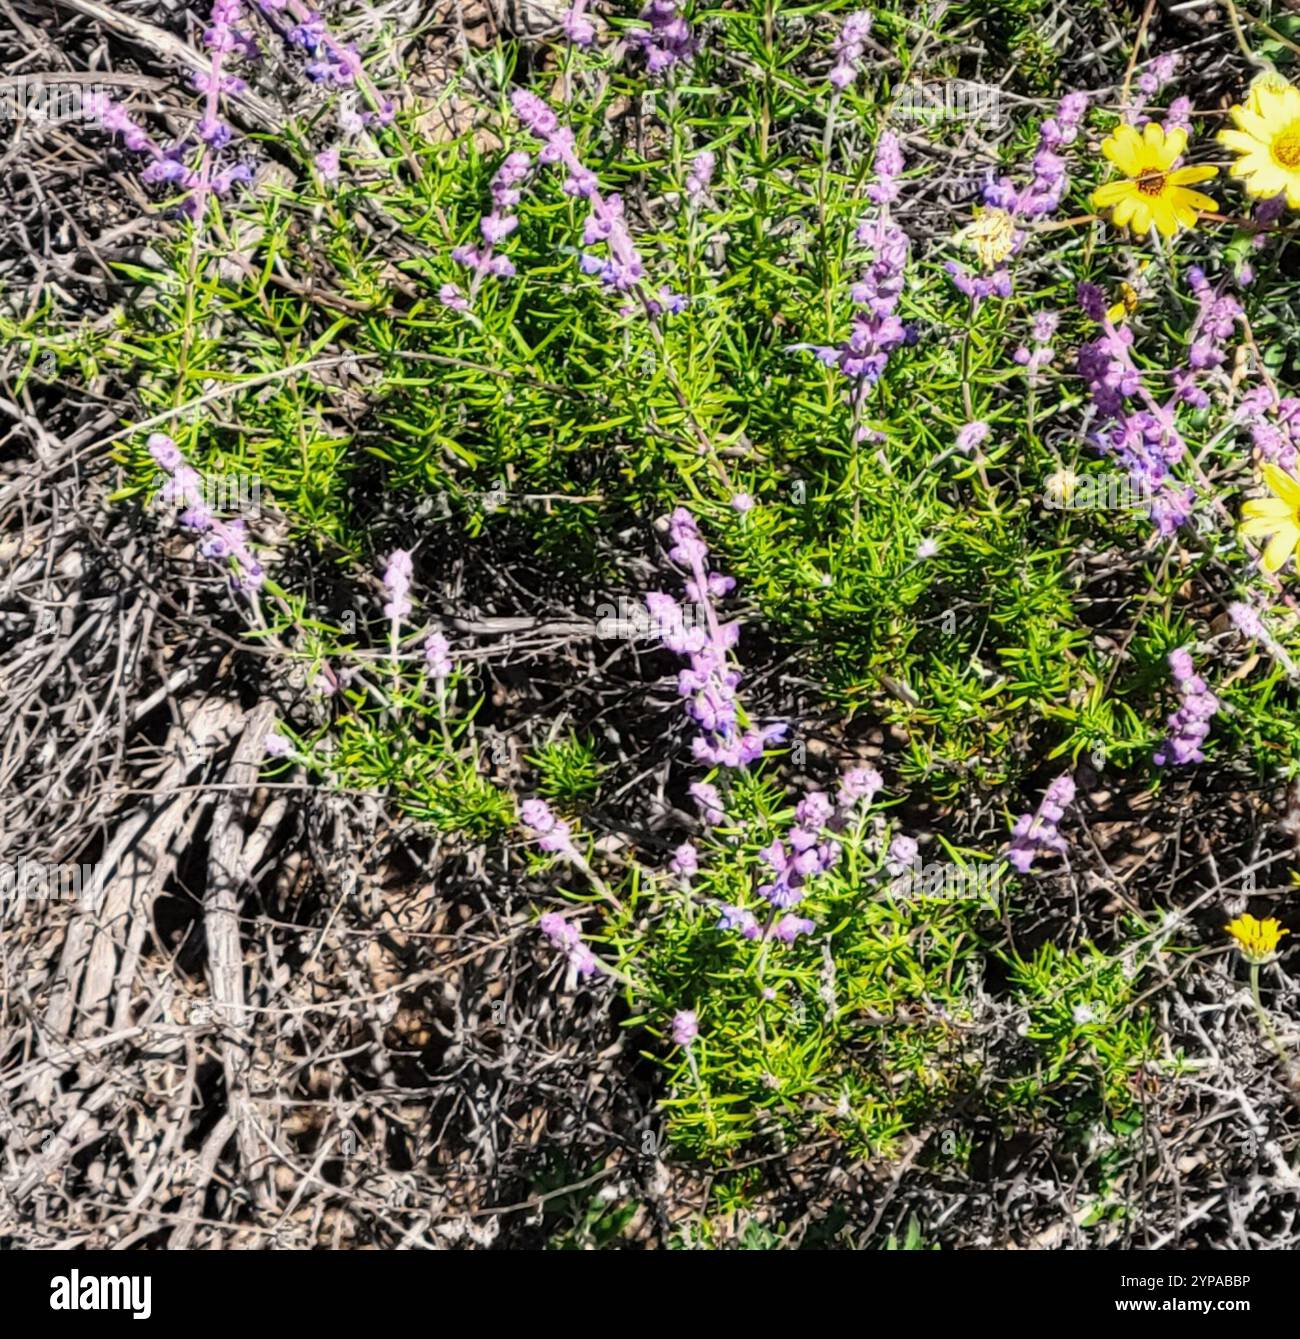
[1102,124,1144,177]
[1150,196,1179,237]
[1150,123,1187,171]
[1092,180,1134,208]
[1262,462,1300,509]
[1167,164,1218,186]
[1241,497,1294,523]
[1261,526,1299,572]
[1111,193,1139,230]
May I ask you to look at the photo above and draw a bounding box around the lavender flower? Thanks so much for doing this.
[836,765,882,812]
[757,790,842,911]
[382,550,413,621]
[314,148,340,183]
[148,434,264,593]
[956,421,989,454]
[886,834,918,876]
[1228,601,1265,640]
[521,798,577,856]
[424,632,453,677]
[977,92,1087,275]
[812,136,910,390]
[771,914,816,943]
[1075,287,1197,536]
[1137,53,1178,101]
[688,780,725,826]
[264,731,292,758]
[628,0,694,74]
[562,1,597,47]
[654,509,784,766]
[538,911,600,979]
[511,90,673,304]
[716,904,761,938]
[1014,309,1058,382]
[671,1010,698,1046]
[1153,648,1218,766]
[438,283,470,313]
[685,149,715,202]
[730,492,754,513]
[1007,774,1075,874]
[455,151,532,281]
[670,842,699,876]
[829,11,873,90]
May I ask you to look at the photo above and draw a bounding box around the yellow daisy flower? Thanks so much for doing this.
[1225,913,1289,965]
[1239,463,1300,573]
[1091,122,1218,237]
[1219,74,1300,206]
[960,207,1017,270]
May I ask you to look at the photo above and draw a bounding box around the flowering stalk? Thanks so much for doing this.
[1153,648,1218,767]
[148,434,265,594]
[520,798,622,910]
[810,133,910,430]
[628,1,694,75]
[829,11,873,90]
[453,151,532,286]
[1076,282,1198,536]
[648,508,785,767]
[1007,774,1075,874]
[511,89,683,312]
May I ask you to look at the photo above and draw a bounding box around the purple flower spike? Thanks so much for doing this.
[1153,648,1218,766]
[811,136,911,389]
[628,0,694,74]
[521,797,578,857]
[1007,774,1076,874]
[671,1010,698,1046]
[538,911,600,979]
[382,550,413,622]
[148,434,264,594]
[829,11,873,90]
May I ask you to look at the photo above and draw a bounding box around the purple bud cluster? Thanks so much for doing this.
[382,549,413,621]
[85,0,383,219]
[260,0,364,87]
[829,11,874,90]
[983,92,1086,220]
[512,90,677,304]
[147,434,265,593]
[671,1009,698,1046]
[1153,648,1218,767]
[454,150,532,280]
[1136,53,1178,104]
[1174,267,1243,409]
[685,149,715,204]
[689,780,725,826]
[562,1,597,47]
[813,135,910,387]
[650,508,786,767]
[424,632,453,677]
[521,797,578,857]
[628,1,694,75]
[1243,394,1300,473]
[538,911,600,978]
[1013,309,1059,383]
[757,791,842,909]
[714,767,880,945]
[1075,283,1196,536]
[1006,774,1075,874]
